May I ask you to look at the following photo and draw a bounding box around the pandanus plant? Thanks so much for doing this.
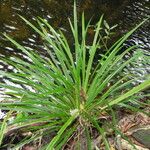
[0,2,149,150]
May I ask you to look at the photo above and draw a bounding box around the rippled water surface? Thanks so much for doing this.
[0,0,150,101]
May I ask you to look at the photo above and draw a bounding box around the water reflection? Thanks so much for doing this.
[122,0,150,83]
[0,0,149,53]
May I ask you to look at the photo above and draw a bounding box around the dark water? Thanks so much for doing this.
[0,0,150,106]
[0,0,149,54]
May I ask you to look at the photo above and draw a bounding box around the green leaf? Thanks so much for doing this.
[46,115,77,150]
[104,20,110,29]
[103,78,150,109]
[0,111,12,146]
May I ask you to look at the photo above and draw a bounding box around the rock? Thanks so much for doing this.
[118,138,149,150]
[132,128,150,148]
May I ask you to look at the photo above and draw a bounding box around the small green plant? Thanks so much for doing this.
[0,2,149,150]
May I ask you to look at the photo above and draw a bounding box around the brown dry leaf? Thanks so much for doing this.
[118,115,136,133]
[134,112,150,125]
[92,135,102,149]
[117,110,150,149]
[23,145,37,150]
[118,111,150,134]
[110,145,116,150]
